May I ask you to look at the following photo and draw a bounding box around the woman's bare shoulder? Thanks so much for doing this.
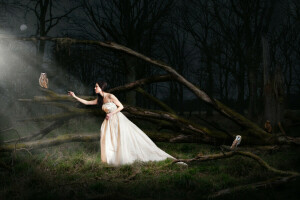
[108,93,116,98]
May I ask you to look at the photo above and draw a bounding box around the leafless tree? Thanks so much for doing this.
[18,0,80,73]
[79,0,175,105]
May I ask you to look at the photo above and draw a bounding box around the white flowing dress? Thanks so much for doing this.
[100,101,176,166]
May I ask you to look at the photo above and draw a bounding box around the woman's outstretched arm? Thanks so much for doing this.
[68,91,97,105]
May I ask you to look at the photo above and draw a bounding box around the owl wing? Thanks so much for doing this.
[44,78,48,88]
[39,75,44,88]
[230,139,238,149]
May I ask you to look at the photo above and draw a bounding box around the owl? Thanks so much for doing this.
[264,120,272,133]
[230,135,242,149]
[39,73,49,88]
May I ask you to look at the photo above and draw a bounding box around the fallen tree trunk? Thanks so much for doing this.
[21,91,300,145]
[18,91,231,144]
[20,75,176,115]
[134,87,176,114]
[7,37,299,145]
[0,132,193,152]
[173,150,299,176]
[16,105,228,144]
[19,90,300,145]
[169,134,207,143]
[0,134,99,152]
[109,74,174,93]
[277,135,300,145]
[3,120,66,144]
[21,74,173,103]
[123,107,230,143]
[5,36,272,142]
[220,145,291,154]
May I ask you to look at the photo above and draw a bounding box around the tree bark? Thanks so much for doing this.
[0,134,99,152]
[0,132,201,152]
[124,57,137,106]
[262,36,285,133]
[236,63,245,114]
[220,144,289,154]
[206,61,214,117]
[109,74,174,93]
[248,66,258,120]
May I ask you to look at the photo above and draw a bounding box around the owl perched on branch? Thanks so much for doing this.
[230,135,242,149]
[39,73,49,88]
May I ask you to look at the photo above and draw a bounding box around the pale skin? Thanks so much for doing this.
[68,83,124,120]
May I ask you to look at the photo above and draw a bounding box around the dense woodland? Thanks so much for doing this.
[0,0,300,199]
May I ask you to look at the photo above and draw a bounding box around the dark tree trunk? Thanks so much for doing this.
[169,81,179,111]
[124,57,137,106]
[179,82,184,115]
[236,63,245,114]
[274,65,285,131]
[206,56,214,117]
[262,36,285,133]
[36,0,49,74]
[248,66,258,120]
[224,69,229,102]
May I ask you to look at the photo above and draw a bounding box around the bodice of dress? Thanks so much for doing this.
[102,102,117,114]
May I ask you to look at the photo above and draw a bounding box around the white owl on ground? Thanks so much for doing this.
[39,73,49,88]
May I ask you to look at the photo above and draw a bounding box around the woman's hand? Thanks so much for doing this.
[68,91,76,97]
[106,113,113,120]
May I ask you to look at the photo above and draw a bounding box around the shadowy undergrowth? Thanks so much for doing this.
[0,118,300,200]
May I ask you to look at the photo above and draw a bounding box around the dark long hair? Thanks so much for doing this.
[96,80,108,106]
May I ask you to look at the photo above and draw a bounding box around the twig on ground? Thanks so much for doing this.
[209,175,300,199]
[172,150,299,176]
[16,148,33,156]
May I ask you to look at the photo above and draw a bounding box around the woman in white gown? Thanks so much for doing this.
[68,81,186,166]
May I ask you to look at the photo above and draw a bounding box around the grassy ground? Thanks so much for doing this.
[1,116,300,200]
